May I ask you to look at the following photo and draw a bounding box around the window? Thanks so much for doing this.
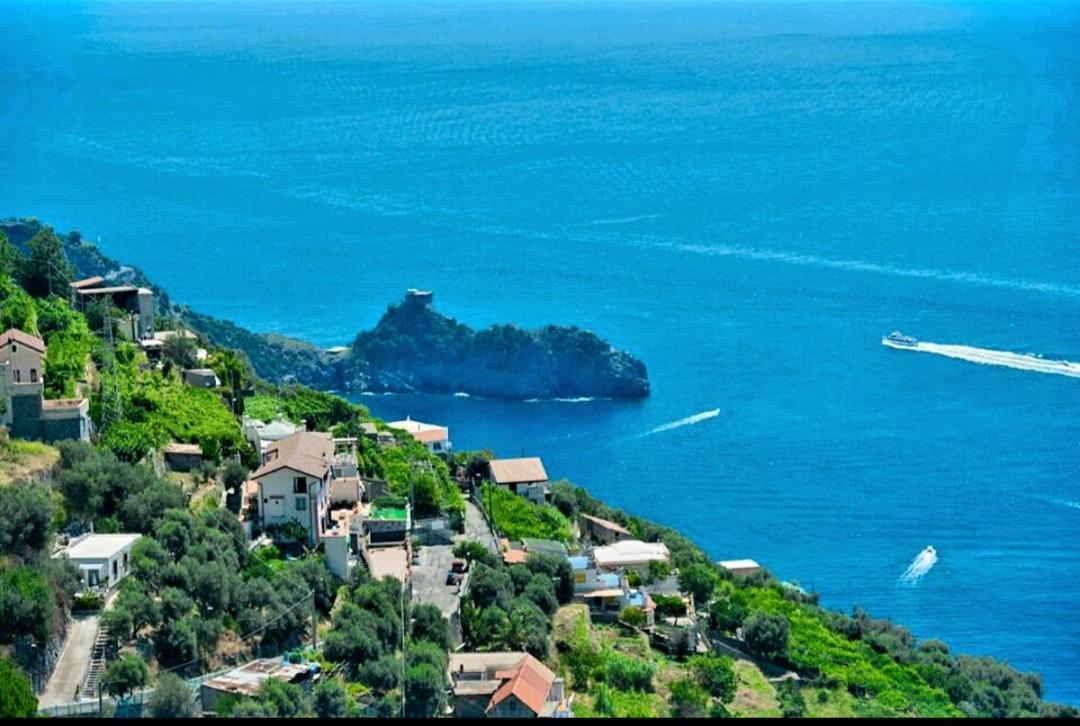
[296,497,307,511]
[29,369,37,383]
[293,477,307,493]
[13,369,19,383]
[112,560,118,577]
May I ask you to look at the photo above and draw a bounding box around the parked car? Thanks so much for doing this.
[445,572,461,586]
[411,551,421,566]
[451,558,468,574]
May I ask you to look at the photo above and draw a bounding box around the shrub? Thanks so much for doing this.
[620,606,646,629]
[742,610,790,663]
[689,654,737,702]
[604,652,655,692]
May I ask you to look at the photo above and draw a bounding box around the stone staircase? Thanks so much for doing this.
[81,627,109,700]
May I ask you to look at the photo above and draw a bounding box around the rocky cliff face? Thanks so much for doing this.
[345,291,650,399]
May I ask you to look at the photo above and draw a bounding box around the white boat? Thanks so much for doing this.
[882,330,918,349]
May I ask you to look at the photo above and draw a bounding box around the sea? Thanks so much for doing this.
[2,0,1078,703]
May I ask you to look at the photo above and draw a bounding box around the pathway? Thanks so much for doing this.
[462,499,499,554]
[39,613,100,708]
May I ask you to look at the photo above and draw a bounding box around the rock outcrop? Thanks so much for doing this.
[344,290,650,399]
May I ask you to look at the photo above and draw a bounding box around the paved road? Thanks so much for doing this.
[410,544,459,618]
[39,614,99,708]
[462,500,499,554]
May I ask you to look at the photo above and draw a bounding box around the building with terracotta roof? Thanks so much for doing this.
[0,328,90,442]
[387,415,451,455]
[488,456,550,505]
[251,431,337,547]
[448,652,571,718]
[579,513,632,545]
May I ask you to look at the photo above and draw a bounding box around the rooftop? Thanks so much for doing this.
[252,431,333,480]
[62,533,141,560]
[202,658,317,699]
[366,545,408,582]
[593,539,670,568]
[164,442,202,455]
[580,512,632,536]
[386,416,448,444]
[489,457,548,485]
[0,328,46,355]
[370,506,407,521]
[718,559,762,571]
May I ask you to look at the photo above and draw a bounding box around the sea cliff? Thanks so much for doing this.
[0,219,650,401]
[345,290,649,399]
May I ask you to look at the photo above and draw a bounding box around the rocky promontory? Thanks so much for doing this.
[344,290,649,399]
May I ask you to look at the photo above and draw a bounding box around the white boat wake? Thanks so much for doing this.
[645,408,720,435]
[898,546,938,587]
[884,338,1080,378]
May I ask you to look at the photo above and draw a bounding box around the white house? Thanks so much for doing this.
[243,414,300,457]
[592,539,670,575]
[489,457,549,505]
[56,533,141,591]
[251,431,338,547]
[387,416,451,455]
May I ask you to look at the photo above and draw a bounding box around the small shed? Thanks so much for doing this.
[182,368,220,388]
[164,442,204,472]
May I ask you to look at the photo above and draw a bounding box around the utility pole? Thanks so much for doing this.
[100,309,123,433]
[400,582,406,717]
[311,589,318,651]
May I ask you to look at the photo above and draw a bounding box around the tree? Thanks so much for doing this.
[0,566,58,644]
[678,563,719,606]
[742,611,790,663]
[148,672,195,718]
[709,596,748,634]
[468,562,514,610]
[102,653,150,699]
[777,679,806,718]
[154,617,199,669]
[360,655,400,693]
[403,663,447,718]
[620,605,646,629]
[525,551,574,603]
[313,677,349,718]
[0,483,54,556]
[689,654,737,703]
[20,228,73,298]
[101,608,135,648]
[0,231,25,280]
[162,334,198,371]
[411,603,450,650]
[0,659,37,718]
[669,678,709,718]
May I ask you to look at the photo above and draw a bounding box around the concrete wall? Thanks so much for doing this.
[41,415,87,443]
[10,393,43,439]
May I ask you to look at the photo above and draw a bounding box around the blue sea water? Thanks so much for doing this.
[2,0,1080,702]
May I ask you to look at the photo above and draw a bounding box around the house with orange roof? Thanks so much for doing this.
[489,456,550,505]
[448,652,571,718]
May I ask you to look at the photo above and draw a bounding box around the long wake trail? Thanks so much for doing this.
[890,341,1080,379]
[644,408,720,436]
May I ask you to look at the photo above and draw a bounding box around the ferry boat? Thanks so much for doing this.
[882,331,918,349]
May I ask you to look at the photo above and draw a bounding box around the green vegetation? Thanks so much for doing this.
[481,482,572,542]
[147,672,196,718]
[0,659,37,718]
[101,652,150,699]
[95,361,247,463]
